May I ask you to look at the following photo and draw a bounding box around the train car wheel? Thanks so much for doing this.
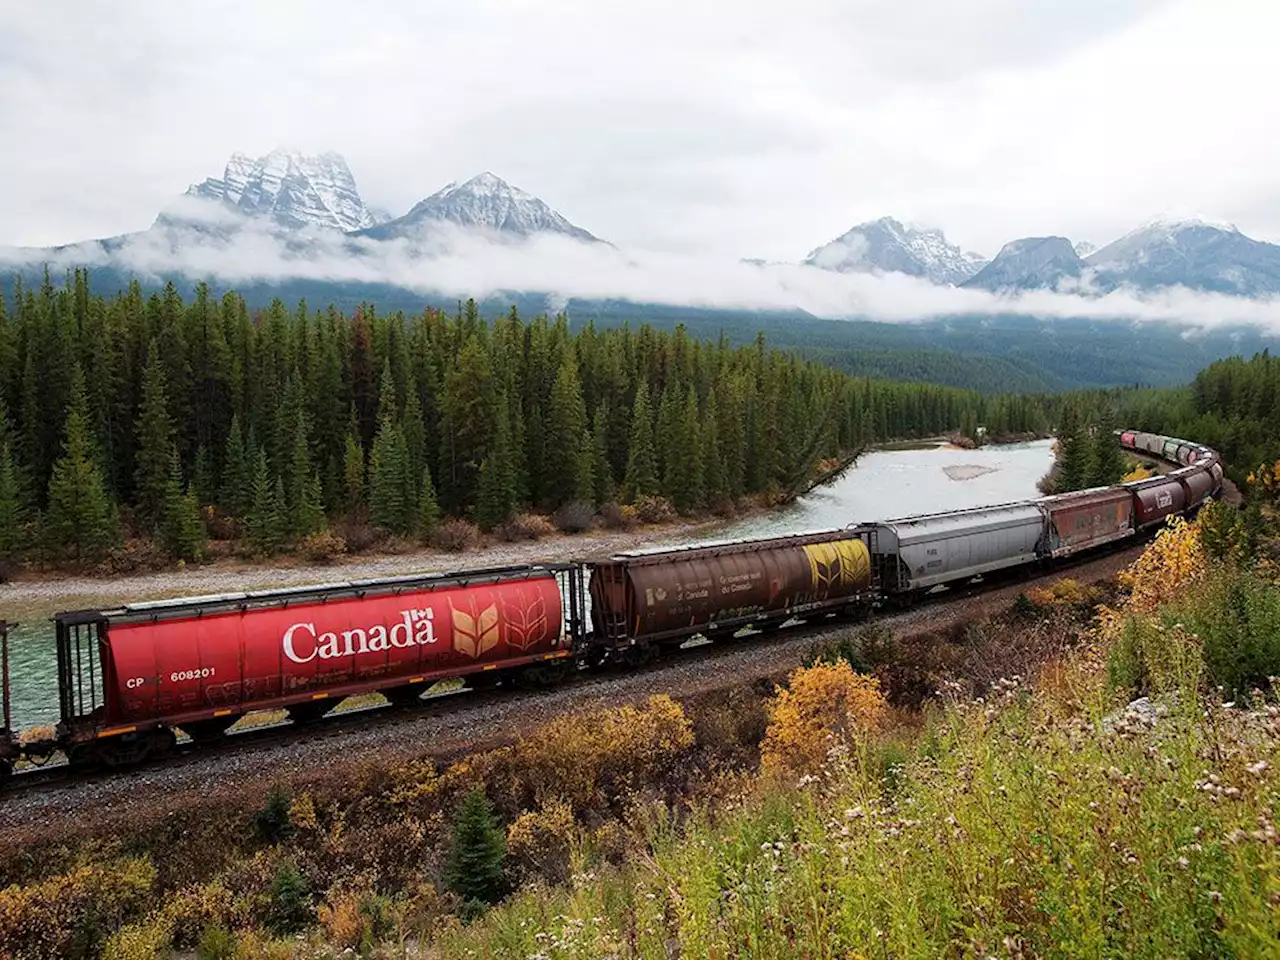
[181,716,239,743]
[464,672,500,690]
[383,686,424,708]
[148,728,176,760]
[286,702,331,725]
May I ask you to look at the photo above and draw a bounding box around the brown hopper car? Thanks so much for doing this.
[589,529,876,647]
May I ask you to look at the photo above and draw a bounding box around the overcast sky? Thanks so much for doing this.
[2,0,1278,259]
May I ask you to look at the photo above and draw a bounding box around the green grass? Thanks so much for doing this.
[436,680,1280,958]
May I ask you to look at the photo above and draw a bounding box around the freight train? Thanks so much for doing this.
[0,431,1221,785]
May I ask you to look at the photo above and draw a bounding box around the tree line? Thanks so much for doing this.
[0,270,1049,567]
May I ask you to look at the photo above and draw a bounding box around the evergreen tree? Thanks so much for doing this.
[416,464,440,541]
[474,395,516,531]
[703,387,729,507]
[1090,407,1127,486]
[342,413,365,521]
[544,355,589,509]
[135,339,177,532]
[44,365,118,563]
[623,381,659,501]
[161,448,205,562]
[221,414,250,518]
[285,410,323,539]
[1055,403,1095,493]
[590,403,614,506]
[402,387,426,502]
[369,423,413,535]
[0,439,28,557]
[443,789,507,907]
[247,449,283,555]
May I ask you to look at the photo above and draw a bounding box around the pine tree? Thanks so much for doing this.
[221,414,250,518]
[402,387,426,503]
[623,381,659,501]
[1055,403,1095,493]
[135,339,177,532]
[369,423,412,535]
[45,365,118,563]
[247,449,283,556]
[0,439,28,557]
[443,789,507,907]
[342,414,365,521]
[703,387,728,507]
[416,464,440,541]
[285,410,323,539]
[474,396,516,531]
[0,399,29,556]
[1090,407,1127,486]
[161,449,205,562]
[545,356,589,509]
[590,404,614,506]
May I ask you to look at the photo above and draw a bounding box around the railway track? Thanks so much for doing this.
[1,538,1144,803]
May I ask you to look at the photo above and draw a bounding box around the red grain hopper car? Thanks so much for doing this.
[52,565,583,766]
[1125,475,1188,528]
[1038,487,1134,558]
[589,529,877,653]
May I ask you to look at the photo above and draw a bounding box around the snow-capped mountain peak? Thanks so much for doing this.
[179,149,376,232]
[361,171,601,243]
[961,236,1084,292]
[1085,217,1280,296]
[803,216,987,285]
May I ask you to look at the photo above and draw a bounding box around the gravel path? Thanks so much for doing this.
[1,519,733,619]
[0,544,1142,852]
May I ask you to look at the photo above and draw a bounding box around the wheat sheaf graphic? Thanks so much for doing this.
[451,602,500,659]
[804,540,870,598]
[502,588,549,651]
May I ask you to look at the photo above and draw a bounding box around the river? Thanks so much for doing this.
[2,439,1053,732]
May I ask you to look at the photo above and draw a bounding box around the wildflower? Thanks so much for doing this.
[1246,760,1269,775]
[1207,890,1224,903]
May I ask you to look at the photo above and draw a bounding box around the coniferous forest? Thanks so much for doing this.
[0,271,1051,569]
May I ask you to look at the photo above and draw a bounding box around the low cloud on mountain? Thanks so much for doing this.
[9,219,1280,334]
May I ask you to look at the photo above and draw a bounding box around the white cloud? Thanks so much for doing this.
[1,0,1278,261]
[8,221,1280,334]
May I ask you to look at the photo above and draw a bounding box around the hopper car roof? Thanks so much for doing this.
[874,501,1045,546]
[608,527,869,564]
[56,563,571,626]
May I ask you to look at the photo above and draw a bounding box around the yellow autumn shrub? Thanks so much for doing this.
[1112,516,1205,618]
[1025,577,1096,608]
[0,857,157,960]
[506,795,578,885]
[760,661,887,779]
[471,695,694,814]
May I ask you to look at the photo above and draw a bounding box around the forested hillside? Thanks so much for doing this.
[17,266,1278,393]
[0,271,1048,568]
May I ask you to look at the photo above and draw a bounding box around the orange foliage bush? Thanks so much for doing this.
[1024,577,1097,608]
[467,695,694,815]
[760,661,887,779]
[0,857,157,960]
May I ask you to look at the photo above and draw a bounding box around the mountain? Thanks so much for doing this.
[176,148,377,232]
[1085,218,1280,296]
[962,236,1084,292]
[360,172,601,243]
[1073,240,1097,258]
[803,217,987,285]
